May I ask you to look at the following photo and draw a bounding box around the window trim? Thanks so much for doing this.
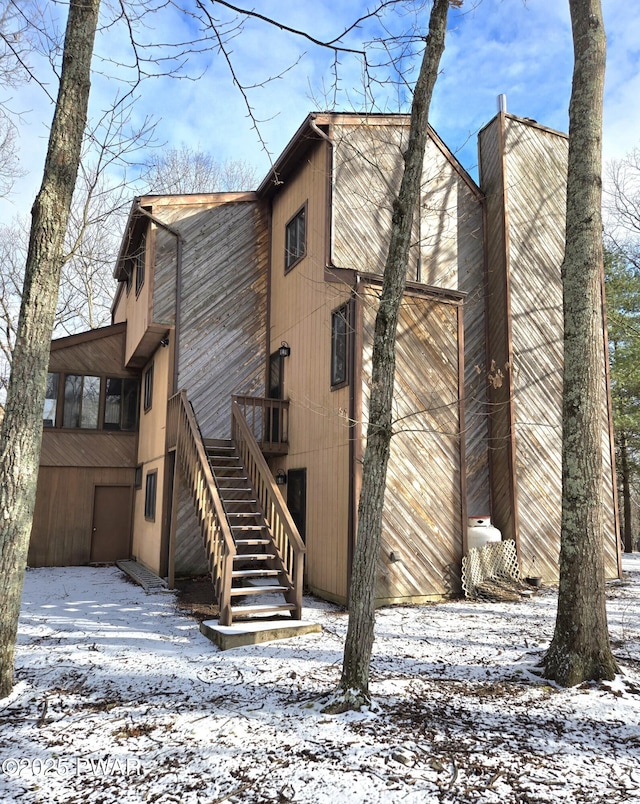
[144,470,157,521]
[143,363,154,412]
[330,302,350,390]
[284,203,307,273]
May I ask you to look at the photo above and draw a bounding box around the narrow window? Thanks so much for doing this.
[134,464,143,489]
[43,373,58,427]
[63,375,100,429]
[135,232,146,295]
[285,205,306,272]
[331,303,350,388]
[144,470,157,521]
[104,377,139,431]
[144,363,154,412]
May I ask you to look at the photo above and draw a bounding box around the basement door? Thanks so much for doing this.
[90,485,133,563]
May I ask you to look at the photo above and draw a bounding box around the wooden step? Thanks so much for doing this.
[232,569,280,578]
[230,585,290,596]
[219,487,253,494]
[233,553,275,561]
[234,537,270,546]
[230,603,297,616]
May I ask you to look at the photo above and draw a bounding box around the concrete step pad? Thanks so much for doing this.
[200,617,322,650]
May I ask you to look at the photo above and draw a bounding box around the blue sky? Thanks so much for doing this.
[2,0,640,221]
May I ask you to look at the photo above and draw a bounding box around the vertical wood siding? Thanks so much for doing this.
[481,114,619,580]
[268,142,353,602]
[360,287,464,600]
[29,466,135,566]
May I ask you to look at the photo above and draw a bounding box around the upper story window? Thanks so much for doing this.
[43,373,59,427]
[64,374,100,429]
[44,372,139,431]
[105,377,139,431]
[331,303,350,389]
[135,231,146,295]
[285,204,306,272]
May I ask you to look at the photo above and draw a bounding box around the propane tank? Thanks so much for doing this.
[467,516,502,552]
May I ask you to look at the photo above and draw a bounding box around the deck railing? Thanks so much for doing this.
[167,390,236,625]
[231,399,305,619]
[232,395,289,454]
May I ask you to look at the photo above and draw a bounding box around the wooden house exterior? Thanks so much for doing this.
[29,324,139,566]
[29,109,621,617]
[478,112,620,581]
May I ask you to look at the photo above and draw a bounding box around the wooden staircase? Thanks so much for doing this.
[205,439,297,621]
[167,390,305,627]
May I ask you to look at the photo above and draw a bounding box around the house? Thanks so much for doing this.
[29,109,622,622]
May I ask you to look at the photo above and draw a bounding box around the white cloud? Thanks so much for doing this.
[2,0,639,222]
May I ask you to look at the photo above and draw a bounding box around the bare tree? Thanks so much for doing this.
[543,0,619,686]
[143,144,257,194]
[0,0,101,699]
[324,0,454,713]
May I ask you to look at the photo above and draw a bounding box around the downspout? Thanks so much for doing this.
[134,205,184,393]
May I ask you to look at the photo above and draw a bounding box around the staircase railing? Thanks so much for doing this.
[231,399,306,619]
[167,390,236,625]
[232,394,289,454]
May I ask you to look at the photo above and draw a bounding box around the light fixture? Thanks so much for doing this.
[279,341,291,358]
[160,336,169,347]
[275,469,287,486]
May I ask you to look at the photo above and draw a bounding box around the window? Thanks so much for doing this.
[144,471,157,521]
[331,303,350,388]
[104,377,139,431]
[63,375,100,429]
[135,232,146,295]
[134,464,143,489]
[43,373,139,431]
[43,373,58,427]
[144,363,154,412]
[285,205,306,271]
[125,260,133,295]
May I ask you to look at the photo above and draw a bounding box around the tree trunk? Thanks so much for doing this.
[543,0,619,686]
[0,0,101,700]
[328,0,451,711]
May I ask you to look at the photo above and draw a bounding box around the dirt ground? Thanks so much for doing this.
[173,575,220,620]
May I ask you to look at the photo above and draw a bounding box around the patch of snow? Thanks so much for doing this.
[1,558,639,802]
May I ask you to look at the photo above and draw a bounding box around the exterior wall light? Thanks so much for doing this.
[275,469,287,486]
[279,341,291,358]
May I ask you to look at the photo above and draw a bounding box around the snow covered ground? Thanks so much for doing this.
[2,556,640,804]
